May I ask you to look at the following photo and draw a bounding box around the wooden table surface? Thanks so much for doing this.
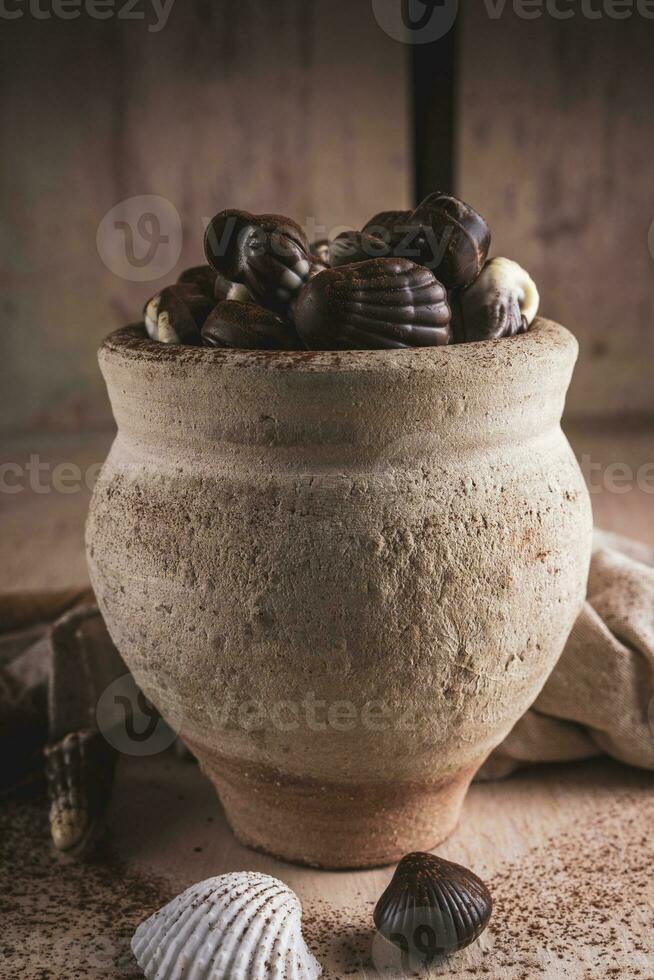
[1,423,653,979]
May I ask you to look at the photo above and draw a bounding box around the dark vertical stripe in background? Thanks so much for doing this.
[411,13,458,204]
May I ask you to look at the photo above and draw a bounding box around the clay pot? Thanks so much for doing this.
[86,319,592,868]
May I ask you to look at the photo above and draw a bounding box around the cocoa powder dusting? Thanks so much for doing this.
[485,791,654,979]
[303,791,653,978]
[2,782,652,978]
[0,790,173,979]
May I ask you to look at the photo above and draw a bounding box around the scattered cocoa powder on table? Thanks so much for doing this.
[2,784,652,978]
[303,791,653,978]
[0,788,173,979]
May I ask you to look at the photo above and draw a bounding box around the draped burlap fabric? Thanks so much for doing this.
[478,530,654,780]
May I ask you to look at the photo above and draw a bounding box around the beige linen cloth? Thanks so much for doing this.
[479,529,654,779]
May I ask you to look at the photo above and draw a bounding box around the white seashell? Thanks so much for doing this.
[454,257,540,342]
[131,872,322,980]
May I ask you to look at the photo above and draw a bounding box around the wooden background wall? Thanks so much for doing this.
[2,1,653,434]
[457,5,654,419]
[0,0,411,434]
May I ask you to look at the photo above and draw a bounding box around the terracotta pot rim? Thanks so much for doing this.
[100,317,574,375]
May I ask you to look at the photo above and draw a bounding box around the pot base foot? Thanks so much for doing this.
[187,747,481,869]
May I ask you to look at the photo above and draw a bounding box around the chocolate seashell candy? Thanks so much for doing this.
[328,230,390,268]
[452,256,540,343]
[202,300,302,351]
[406,192,491,289]
[177,264,217,296]
[143,284,214,345]
[362,209,412,250]
[204,209,311,310]
[294,258,451,350]
[374,852,493,963]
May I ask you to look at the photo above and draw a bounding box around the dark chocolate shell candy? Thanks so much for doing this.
[44,728,117,859]
[204,209,311,310]
[374,852,493,961]
[201,300,302,351]
[203,209,255,281]
[293,258,451,350]
[143,284,214,345]
[177,264,217,296]
[362,209,412,249]
[328,230,390,268]
[406,192,491,289]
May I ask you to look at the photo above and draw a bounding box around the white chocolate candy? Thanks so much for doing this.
[142,285,213,345]
[132,872,322,980]
[455,257,540,343]
[144,296,160,340]
[226,281,255,303]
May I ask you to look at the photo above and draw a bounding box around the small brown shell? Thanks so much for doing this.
[44,728,117,859]
[294,258,451,350]
[143,284,214,345]
[204,209,311,311]
[202,300,302,351]
[374,852,493,961]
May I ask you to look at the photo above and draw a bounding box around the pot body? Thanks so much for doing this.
[87,319,592,867]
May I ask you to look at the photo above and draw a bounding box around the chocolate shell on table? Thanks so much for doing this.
[44,728,117,858]
[374,852,493,961]
[405,192,491,289]
[204,209,311,310]
[202,300,302,351]
[293,258,451,350]
[451,257,540,343]
[131,871,322,980]
[143,284,215,345]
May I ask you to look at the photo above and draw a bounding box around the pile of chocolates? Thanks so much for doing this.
[143,192,539,351]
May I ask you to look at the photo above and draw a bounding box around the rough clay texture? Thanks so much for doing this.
[86,319,593,867]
